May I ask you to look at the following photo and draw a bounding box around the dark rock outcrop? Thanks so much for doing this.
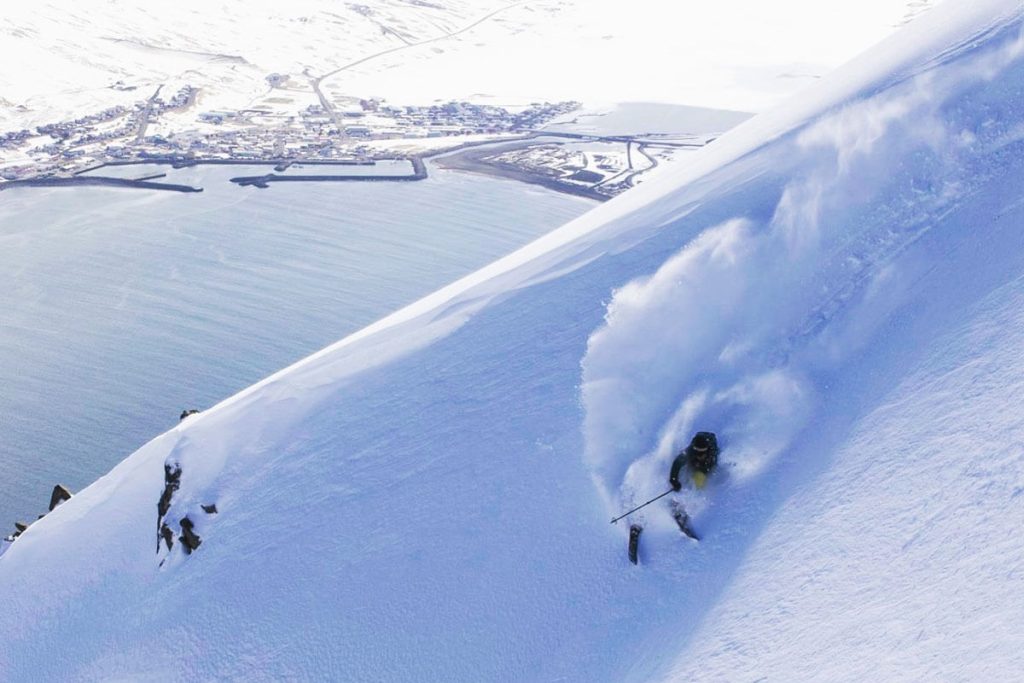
[154,456,214,557]
[179,517,201,553]
[48,484,72,512]
[158,462,181,519]
[157,461,182,552]
[179,409,200,421]
[159,523,175,551]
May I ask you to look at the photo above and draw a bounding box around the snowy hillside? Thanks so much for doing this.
[0,0,513,128]
[3,0,1024,679]
[2,0,935,131]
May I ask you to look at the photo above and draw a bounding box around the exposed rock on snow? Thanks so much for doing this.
[178,517,201,554]
[47,485,72,513]
[156,460,182,552]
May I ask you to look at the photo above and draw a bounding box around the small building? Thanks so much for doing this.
[199,111,235,124]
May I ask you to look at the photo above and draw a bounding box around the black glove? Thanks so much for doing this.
[670,477,681,492]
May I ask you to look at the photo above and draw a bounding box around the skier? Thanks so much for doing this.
[669,431,719,491]
[617,431,721,562]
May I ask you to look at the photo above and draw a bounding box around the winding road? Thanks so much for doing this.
[134,84,164,143]
[309,0,534,129]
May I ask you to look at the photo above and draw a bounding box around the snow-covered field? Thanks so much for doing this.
[1,0,937,133]
[0,0,508,129]
[313,0,945,111]
[2,0,1023,679]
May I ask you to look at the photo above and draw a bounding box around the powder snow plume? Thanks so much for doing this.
[580,24,1024,514]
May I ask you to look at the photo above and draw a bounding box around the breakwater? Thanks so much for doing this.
[2,157,426,193]
[230,157,427,188]
[0,176,202,193]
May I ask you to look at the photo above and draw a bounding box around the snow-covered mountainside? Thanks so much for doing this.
[3,0,1024,679]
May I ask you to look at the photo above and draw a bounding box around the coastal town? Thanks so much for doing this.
[0,73,731,200]
[0,80,579,183]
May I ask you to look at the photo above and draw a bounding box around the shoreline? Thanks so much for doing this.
[0,135,618,200]
[73,158,378,174]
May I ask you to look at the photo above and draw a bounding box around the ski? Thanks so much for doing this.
[671,500,700,541]
[628,524,643,564]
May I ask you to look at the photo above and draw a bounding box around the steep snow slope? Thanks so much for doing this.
[659,267,1024,680]
[3,0,1024,680]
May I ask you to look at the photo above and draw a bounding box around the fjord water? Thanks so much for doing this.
[0,164,593,525]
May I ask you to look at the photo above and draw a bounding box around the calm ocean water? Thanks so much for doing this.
[0,164,594,525]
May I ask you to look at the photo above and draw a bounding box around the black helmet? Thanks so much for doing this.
[691,433,711,452]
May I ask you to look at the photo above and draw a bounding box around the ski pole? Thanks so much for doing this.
[610,487,674,524]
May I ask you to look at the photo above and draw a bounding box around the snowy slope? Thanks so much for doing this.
[658,271,1024,680]
[3,0,1024,680]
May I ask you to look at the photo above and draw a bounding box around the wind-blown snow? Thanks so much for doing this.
[3,0,1024,680]
[582,16,1024,522]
